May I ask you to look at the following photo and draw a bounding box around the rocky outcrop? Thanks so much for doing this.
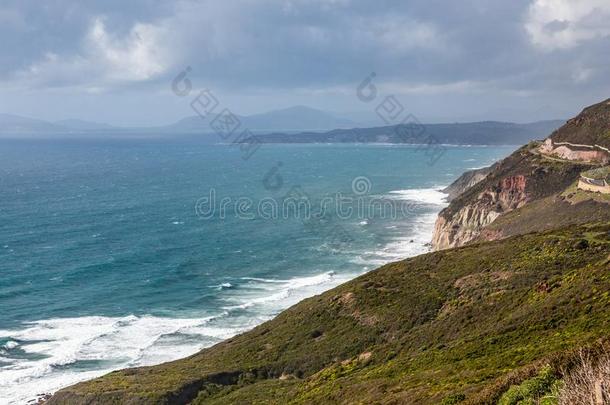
[432,175,528,250]
[431,98,610,251]
[442,165,494,201]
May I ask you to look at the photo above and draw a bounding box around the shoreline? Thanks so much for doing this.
[4,188,448,405]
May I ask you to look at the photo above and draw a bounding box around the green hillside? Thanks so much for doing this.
[549,98,610,149]
[49,223,610,404]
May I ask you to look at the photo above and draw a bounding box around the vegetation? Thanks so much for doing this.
[481,190,610,240]
[497,366,559,405]
[49,222,610,404]
[548,98,610,149]
[582,166,610,182]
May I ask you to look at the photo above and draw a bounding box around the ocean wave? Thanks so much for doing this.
[213,282,233,290]
[350,212,439,267]
[224,271,357,315]
[2,341,19,351]
[0,314,231,405]
[0,270,359,404]
[386,187,448,205]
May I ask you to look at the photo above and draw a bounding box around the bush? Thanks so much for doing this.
[498,366,559,405]
[440,393,466,404]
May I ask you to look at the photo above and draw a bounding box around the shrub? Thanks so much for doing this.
[440,393,466,404]
[498,366,559,405]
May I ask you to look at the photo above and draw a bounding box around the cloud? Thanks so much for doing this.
[1,0,610,124]
[14,16,172,90]
[87,17,169,81]
[526,0,610,50]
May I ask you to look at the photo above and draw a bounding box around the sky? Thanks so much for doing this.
[1,0,610,126]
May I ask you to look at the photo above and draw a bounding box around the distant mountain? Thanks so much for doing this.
[0,114,67,134]
[165,106,357,133]
[0,109,563,143]
[55,119,116,131]
[253,120,565,145]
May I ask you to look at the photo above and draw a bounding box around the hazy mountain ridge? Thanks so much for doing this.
[253,120,564,145]
[0,109,562,145]
[54,119,116,131]
[0,106,357,136]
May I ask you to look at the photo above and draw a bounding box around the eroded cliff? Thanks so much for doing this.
[432,174,528,249]
[432,98,610,250]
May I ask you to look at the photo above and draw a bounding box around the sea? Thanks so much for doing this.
[0,139,515,403]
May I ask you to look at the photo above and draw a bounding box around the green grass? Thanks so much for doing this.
[48,223,610,405]
[498,366,560,405]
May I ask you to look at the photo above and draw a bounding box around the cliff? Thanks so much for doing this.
[48,223,610,404]
[442,165,494,201]
[431,145,586,250]
[432,98,610,250]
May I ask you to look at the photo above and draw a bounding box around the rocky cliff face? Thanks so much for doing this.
[432,175,528,250]
[442,165,494,201]
[431,98,610,251]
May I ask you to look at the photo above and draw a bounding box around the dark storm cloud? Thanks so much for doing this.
[1,0,609,123]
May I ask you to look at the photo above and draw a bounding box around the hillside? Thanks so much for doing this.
[432,99,610,250]
[48,223,610,404]
[548,99,610,149]
[253,120,563,145]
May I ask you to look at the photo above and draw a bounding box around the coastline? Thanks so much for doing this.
[3,187,449,405]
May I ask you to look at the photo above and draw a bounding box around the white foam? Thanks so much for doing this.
[228,271,357,315]
[0,314,235,405]
[2,341,18,350]
[350,208,444,267]
[386,187,448,205]
[213,282,233,290]
[0,269,362,404]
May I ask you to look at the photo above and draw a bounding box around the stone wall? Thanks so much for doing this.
[578,178,610,194]
[539,139,610,164]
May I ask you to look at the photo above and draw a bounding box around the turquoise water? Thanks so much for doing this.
[0,140,515,402]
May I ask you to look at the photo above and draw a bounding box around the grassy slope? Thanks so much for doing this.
[49,223,610,405]
[481,184,610,241]
[548,98,610,149]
